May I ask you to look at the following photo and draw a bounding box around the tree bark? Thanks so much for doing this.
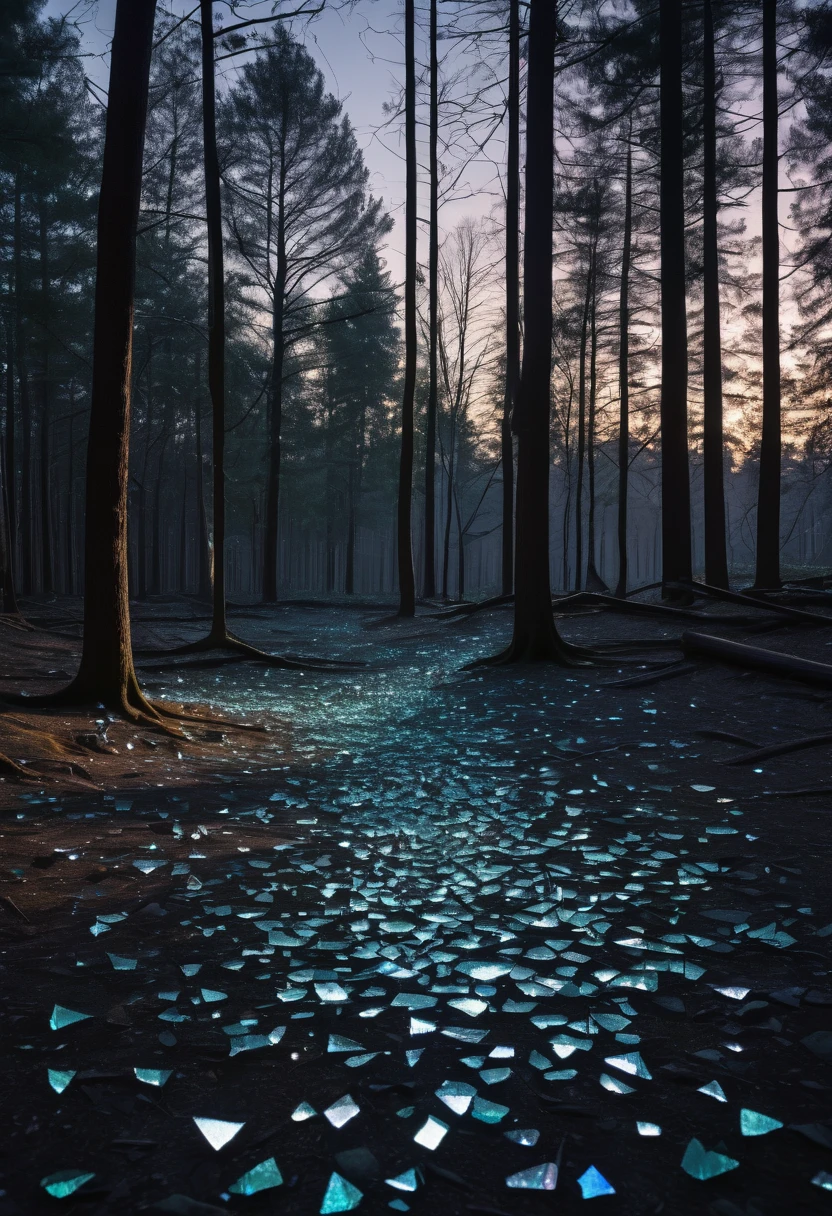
[423,0,438,599]
[702,0,729,588]
[396,0,417,616]
[68,0,159,712]
[263,167,287,602]
[574,248,593,591]
[586,273,606,590]
[502,0,572,661]
[194,348,211,600]
[201,0,228,637]
[38,199,53,594]
[15,169,33,595]
[755,0,781,588]
[615,133,632,597]
[659,0,692,592]
[502,0,520,597]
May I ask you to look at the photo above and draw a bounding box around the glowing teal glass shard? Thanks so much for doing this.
[812,1171,832,1191]
[388,1201,409,1212]
[50,1005,91,1031]
[47,1069,76,1094]
[134,1068,172,1087]
[697,1080,727,1102]
[577,1166,615,1198]
[680,1139,739,1180]
[291,1101,317,1121]
[479,1067,511,1085]
[409,1017,436,1035]
[636,1122,661,1136]
[396,1106,415,1118]
[529,1050,551,1071]
[471,1097,509,1123]
[324,1094,360,1128]
[200,988,228,1003]
[229,1157,283,1195]
[504,1128,539,1146]
[107,954,137,970]
[740,1108,783,1136]
[345,1053,379,1068]
[133,859,167,873]
[455,962,512,981]
[316,982,350,1002]
[229,1034,270,1056]
[40,1170,95,1198]
[89,922,110,936]
[328,1035,364,1053]
[505,1163,558,1190]
[442,1026,488,1043]
[405,1049,423,1067]
[385,1168,419,1192]
[320,1172,363,1213]
[448,998,488,1017]
[435,1081,476,1114]
[543,1069,578,1081]
[180,963,202,976]
[600,1073,635,1095]
[391,994,437,1009]
[193,1116,245,1150]
[591,1013,630,1032]
[603,1052,651,1079]
[413,1115,448,1150]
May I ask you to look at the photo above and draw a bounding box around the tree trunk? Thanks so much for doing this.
[4,277,14,562]
[574,249,593,591]
[194,349,211,600]
[201,0,227,638]
[702,0,729,588]
[502,0,520,598]
[38,200,53,595]
[263,256,286,602]
[442,418,456,599]
[397,0,417,616]
[755,0,781,588]
[615,133,632,598]
[68,0,159,712]
[505,0,571,661]
[15,170,33,595]
[586,275,606,590]
[423,0,438,599]
[66,390,75,595]
[659,0,692,592]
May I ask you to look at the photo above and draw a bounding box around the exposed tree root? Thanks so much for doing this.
[761,785,832,798]
[669,580,832,627]
[697,728,762,748]
[600,660,697,688]
[681,630,832,688]
[0,752,33,779]
[724,731,832,766]
[143,632,360,670]
[0,613,34,632]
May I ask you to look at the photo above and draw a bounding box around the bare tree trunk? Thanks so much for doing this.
[194,348,211,600]
[4,277,14,563]
[500,0,572,662]
[38,199,53,595]
[66,389,75,595]
[201,0,227,638]
[615,134,632,597]
[659,0,692,593]
[66,0,159,713]
[755,0,781,588]
[397,0,417,616]
[15,170,33,594]
[263,174,287,603]
[586,278,606,590]
[502,0,519,597]
[442,417,456,599]
[702,0,729,588]
[574,250,593,591]
[423,0,438,599]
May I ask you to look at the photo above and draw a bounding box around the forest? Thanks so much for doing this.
[2,0,832,1213]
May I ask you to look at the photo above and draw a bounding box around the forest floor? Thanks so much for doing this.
[0,596,831,1216]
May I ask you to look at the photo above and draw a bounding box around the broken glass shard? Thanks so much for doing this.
[291,1101,317,1121]
[321,1172,363,1213]
[193,1116,245,1150]
[472,1097,509,1123]
[49,1005,91,1031]
[47,1069,76,1094]
[328,1035,364,1053]
[577,1166,615,1198]
[600,1073,635,1095]
[413,1115,448,1150]
[385,1169,419,1192]
[324,1095,360,1128]
[229,1157,283,1195]
[40,1171,95,1199]
[812,1171,832,1192]
[603,1052,651,1079]
[435,1081,476,1114]
[637,1122,662,1136]
[697,1080,727,1102]
[504,1128,540,1146]
[506,1163,558,1190]
[680,1139,739,1180]
[107,954,137,971]
[740,1108,783,1136]
[134,1068,172,1087]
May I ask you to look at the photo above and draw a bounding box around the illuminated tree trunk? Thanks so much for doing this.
[396,0,416,615]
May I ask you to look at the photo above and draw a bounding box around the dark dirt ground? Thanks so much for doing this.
[1,595,831,1216]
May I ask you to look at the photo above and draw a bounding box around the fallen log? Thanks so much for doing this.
[669,581,832,627]
[724,732,832,766]
[681,631,832,688]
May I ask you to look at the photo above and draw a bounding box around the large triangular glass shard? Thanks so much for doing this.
[577,1166,615,1198]
[49,1005,91,1031]
[812,1171,832,1192]
[193,1116,245,1150]
[40,1171,95,1198]
[505,1163,558,1190]
[740,1108,783,1136]
[697,1080,727,1102]
[134,1068,172,1087]
[603,1052,651,1079]
[680,1138,739,1180]
[291,1101,317,1121]
[47,1069,76,1094]
[385,1168,420,1192]
[320,1172,363,1213]
[600,1073,635,1095]
[435,1081,476,1115]
[328,1035,364,1053]
[229,1157,283,1195]
[324,1094,360,1128]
